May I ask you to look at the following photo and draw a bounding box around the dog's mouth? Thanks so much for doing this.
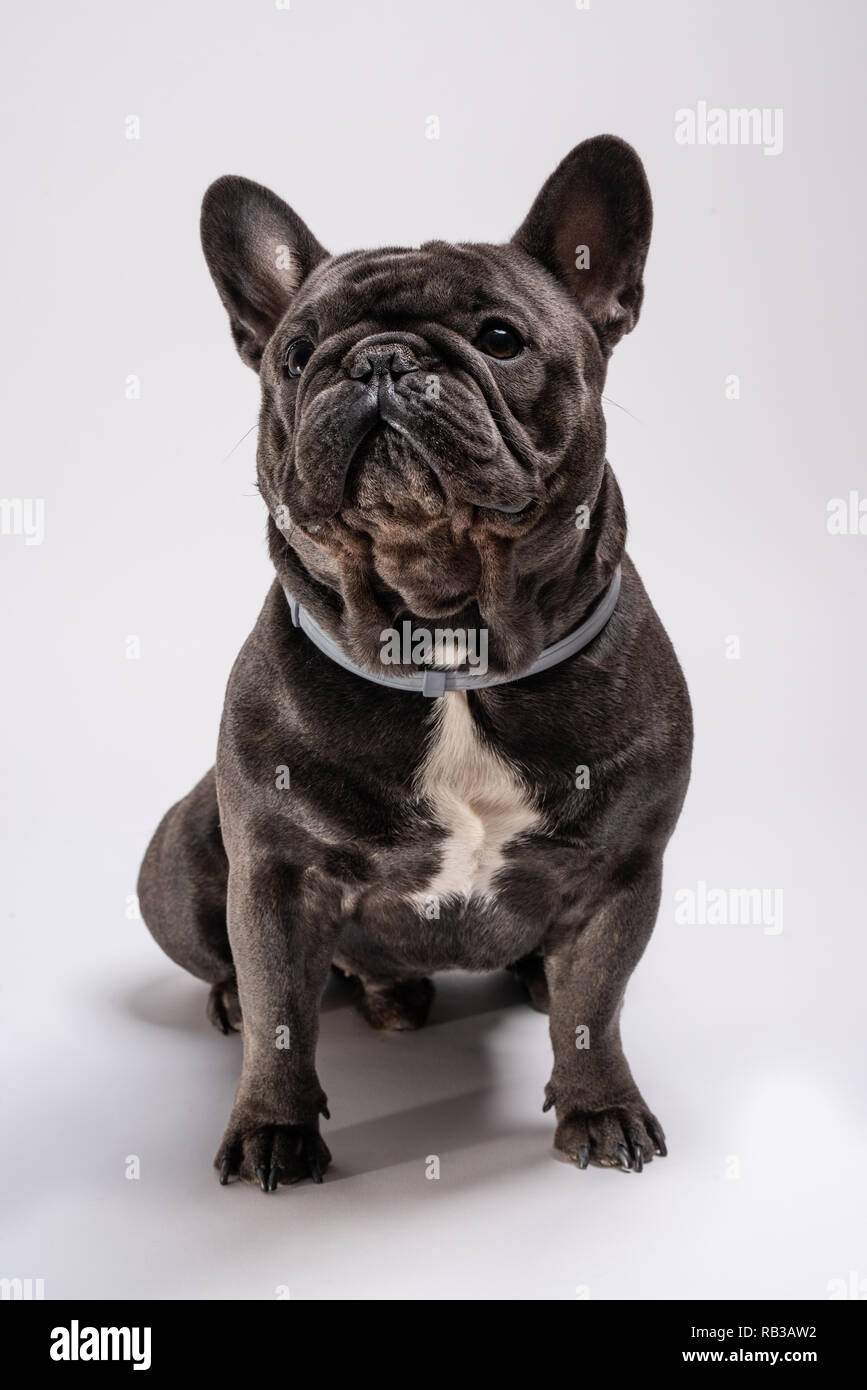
[481,497,542,527]
[331,423,543,617]
[340,421,542,532]
[282,346,547,619]
[341,425,447,525]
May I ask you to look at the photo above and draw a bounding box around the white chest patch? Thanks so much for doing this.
[412,691,540,906]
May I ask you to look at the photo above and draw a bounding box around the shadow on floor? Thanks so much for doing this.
[120,965,550,1187]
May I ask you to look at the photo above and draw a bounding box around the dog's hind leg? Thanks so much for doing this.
[338,967,435,1031]
[138,768,237,1028]
[507,951,550,1013]
[333,929,434,1031]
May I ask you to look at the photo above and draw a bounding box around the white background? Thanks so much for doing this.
[1,0,865,1300]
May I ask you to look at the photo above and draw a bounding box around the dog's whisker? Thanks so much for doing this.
[220,421,259,465]
[602,394,642,423]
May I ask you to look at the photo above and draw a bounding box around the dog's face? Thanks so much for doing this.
[256,241,602,622]
[202,136,651,652]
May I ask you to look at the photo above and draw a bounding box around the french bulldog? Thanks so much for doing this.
[138,135,692,1190]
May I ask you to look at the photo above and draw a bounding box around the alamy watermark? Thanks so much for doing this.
[50,1321,151,1370]
[380,623,488,676]
[675,102,783,157]
[1,1277,45,1300]
[826,490,867,535]
[0,497,44,545]
[674,880,783,935]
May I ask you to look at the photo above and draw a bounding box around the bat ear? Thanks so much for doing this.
[200,175,328,371]
[513,135,652,357]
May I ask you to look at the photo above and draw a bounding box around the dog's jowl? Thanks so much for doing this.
[138,135,692,1189]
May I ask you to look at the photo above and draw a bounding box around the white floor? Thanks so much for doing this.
[4,856,863,1300]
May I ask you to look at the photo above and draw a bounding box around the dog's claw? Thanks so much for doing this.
[542,1095,555,1113]
[215,1120,332,1191]
[647,1121,667,1156]
[320,1102,330,1120]
[555,1101,665,1173]
[206,980,242,1035]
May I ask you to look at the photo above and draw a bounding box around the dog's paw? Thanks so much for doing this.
[551,1101,666,1173]
[206,979,242,1034]
[215,1120,331,1191]
[354,976,434,1031]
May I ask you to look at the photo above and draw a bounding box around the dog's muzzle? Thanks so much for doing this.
[286,331,543,528]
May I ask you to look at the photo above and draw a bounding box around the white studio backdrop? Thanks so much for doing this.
[1,0,864,1299]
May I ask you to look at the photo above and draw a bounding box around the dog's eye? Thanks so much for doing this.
[477,321,523,359]
[285,339,315,377]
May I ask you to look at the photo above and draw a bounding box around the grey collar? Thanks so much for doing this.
[282,564,621,698]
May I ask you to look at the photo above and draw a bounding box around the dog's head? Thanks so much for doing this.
[201,135,651,672]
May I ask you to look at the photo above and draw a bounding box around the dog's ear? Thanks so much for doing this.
[200,176,328,371]
[513,135,652,357]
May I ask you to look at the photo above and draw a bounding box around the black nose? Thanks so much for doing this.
[348,342,420,382]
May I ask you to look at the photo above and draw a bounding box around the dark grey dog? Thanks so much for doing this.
[139,135,692,1191]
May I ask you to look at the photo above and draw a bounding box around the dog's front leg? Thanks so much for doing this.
[215,860,337,1191]
[543,861,667,1173]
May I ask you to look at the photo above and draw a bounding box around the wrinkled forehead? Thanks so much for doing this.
[292,241,572,338]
